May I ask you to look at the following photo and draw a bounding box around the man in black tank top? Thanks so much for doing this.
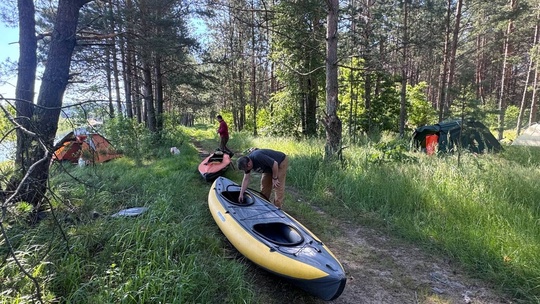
[237,149,288,208]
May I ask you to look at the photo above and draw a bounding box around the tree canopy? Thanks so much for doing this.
[1,0,540,206]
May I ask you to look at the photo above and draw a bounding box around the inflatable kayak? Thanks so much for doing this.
[208,177,346,300]
[198,150,231,182]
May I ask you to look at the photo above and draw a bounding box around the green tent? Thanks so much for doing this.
[411,120,502,154]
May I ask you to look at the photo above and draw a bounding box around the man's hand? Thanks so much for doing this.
[238,192,244,203]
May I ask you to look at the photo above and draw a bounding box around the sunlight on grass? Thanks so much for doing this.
[2,125,540,302]
[0,127,254,303]
[239,135,540,301]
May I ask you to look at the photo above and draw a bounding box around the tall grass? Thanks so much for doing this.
[269,138,540,302]
[2,124,540,302]
[1,140,255,303]
[228,133,540,301]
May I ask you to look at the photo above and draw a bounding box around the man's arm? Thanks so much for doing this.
[239,172,251,202]
[271,160,280,188]
[271,160,279,178]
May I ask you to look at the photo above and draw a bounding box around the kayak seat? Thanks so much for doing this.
[253,223,304,246]
[221,190,255,206]
[209,154,224,163]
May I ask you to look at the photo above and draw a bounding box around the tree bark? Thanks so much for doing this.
[324,0,342,160]
[445,0,462,112]
[517,17,539,135]
[306,75,318,136]
[475,34,486,104]
[529,65,539,126]
[142,59,156,132]
[15,0,37,174]
[155,55,164,133]
[18,0,91,207]
[105,44,115,118]
[121,32,134,119]
[438,0,452,121]
[251,0,258,136]
[123,0,135,119]
[399,0,409,138]
[497,0,517,140]
[109,0,122,117]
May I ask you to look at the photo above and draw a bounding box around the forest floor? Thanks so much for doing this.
[194,141,515,304]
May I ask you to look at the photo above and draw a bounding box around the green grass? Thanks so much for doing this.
[1,141,255,303]
[284,141,540,302]
[229,133,540,301]
[2,125,540,303]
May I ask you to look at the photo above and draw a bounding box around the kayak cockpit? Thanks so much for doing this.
[253,222,304,246]
[220,190,255,206]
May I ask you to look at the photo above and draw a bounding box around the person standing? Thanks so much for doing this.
[216,115,233,156]
[237,149,288,208]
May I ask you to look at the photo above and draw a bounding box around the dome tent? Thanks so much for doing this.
[53,128,121,164]
[411,120,502,154]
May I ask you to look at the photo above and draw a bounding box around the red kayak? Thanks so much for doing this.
[198,150,231,182]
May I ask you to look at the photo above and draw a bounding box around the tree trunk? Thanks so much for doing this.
[348,62,354,140]
[475,34,486,104]
[155,55,164,133]
[109,0,122,117]
[529,65,539,126]
[301,90,306,134]
[17,0,90,207]
[251,0,258,136]
[142,59,156,132]
[121,33,134,119]
[517,20,539,134]
[324,0,342,160]
[238,69,246,131]
[112,39,122,117]
[306,75,318,136]
[105,45,115,118]
[123,0,134,119]
[497,0,517,140]
[15,0,37,174]
[134,66,143,124]
[445,0,463,112]
[438,0,452,121]
[399,0,409,138]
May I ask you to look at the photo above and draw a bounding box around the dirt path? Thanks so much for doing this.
[249,201,514,304]
[192,140,514,303]
[329,222,512,304]
[249,187,514,304]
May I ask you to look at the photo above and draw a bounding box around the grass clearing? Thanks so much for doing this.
[1,125,540,302]
[1,138,255,303]
[237,134,540,301]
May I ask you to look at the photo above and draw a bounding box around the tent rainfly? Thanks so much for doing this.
[53,131,121,164]
[411,120,502,154]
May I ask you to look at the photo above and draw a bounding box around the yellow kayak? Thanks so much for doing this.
[208,177,346,300]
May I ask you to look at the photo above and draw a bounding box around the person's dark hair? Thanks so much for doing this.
[237,156,250,171]
[217,115,223,120]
